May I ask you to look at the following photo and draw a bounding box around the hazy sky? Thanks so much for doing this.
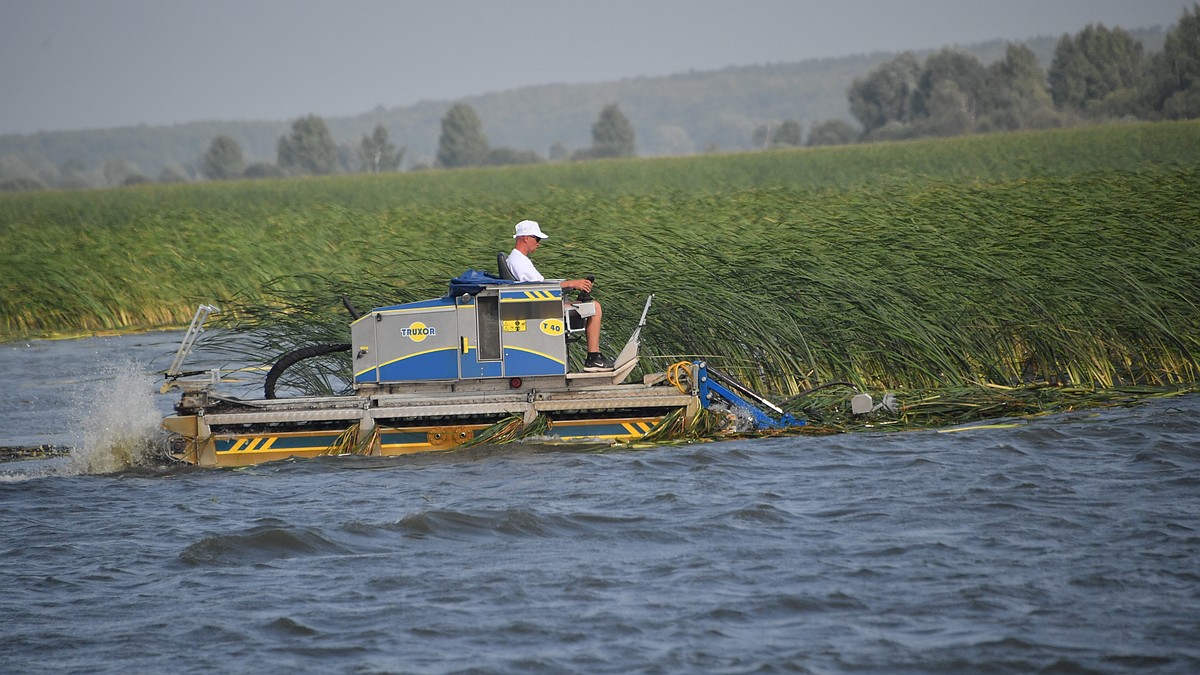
[0,0,1187,135]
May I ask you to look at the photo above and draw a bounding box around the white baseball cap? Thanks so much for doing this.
[514,219,549,240]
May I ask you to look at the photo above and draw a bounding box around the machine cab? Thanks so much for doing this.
[351,273,573,387]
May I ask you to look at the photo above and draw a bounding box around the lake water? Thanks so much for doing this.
[1,333,1198,673]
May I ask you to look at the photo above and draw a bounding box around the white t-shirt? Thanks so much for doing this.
[507,248,543,282]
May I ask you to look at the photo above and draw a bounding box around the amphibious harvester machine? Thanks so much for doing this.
[160,269,803,467]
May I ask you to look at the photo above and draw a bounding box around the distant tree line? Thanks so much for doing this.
[1,6,1195,191]
[196,101,636,181]
[749,9,1198,148]
[817,10,1200,145]
[691,8,1197,150]
[433,101,635,168]
[201,116,404,181]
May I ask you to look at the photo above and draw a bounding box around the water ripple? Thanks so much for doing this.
[178,526,352,567]
[1,391,1198,673]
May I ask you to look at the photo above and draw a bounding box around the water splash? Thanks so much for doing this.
[65,358,164,475]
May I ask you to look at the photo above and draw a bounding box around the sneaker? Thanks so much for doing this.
[583,353,615,372]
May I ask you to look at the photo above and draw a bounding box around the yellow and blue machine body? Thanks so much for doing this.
[352,280,571,385]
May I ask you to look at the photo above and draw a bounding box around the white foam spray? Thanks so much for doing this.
[64,357,165,475]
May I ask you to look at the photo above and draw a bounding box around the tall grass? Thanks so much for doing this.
[2,122,1198,404]
[200,165,1199,402]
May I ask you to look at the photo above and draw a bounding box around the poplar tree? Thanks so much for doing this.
[590,104,636,158]
[358,124,403,173]
[913,49,988,122]
[1147,3,1200,119]
[277,115,338,176]
[1048,24,1146,115]
[436,103,488,168]
[979,44,1058,130]
[202,135,244,180]
[848,53,922,134]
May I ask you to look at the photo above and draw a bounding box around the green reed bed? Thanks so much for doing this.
[623,169,1200,394]
[190,165,1200,416]
[1,122,1198,431]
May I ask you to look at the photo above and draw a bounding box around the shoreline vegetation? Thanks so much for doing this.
[3,122,1199,431]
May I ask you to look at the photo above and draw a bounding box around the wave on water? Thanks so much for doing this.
[64,357,164,475]
[179,525,354,567]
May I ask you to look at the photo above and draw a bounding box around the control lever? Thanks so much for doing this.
[576,274,595,303]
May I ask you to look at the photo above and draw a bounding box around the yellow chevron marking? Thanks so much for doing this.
[620,422,655,436]
[216,430,349,457]
[501,290,560,302]
[235,439,304,454]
